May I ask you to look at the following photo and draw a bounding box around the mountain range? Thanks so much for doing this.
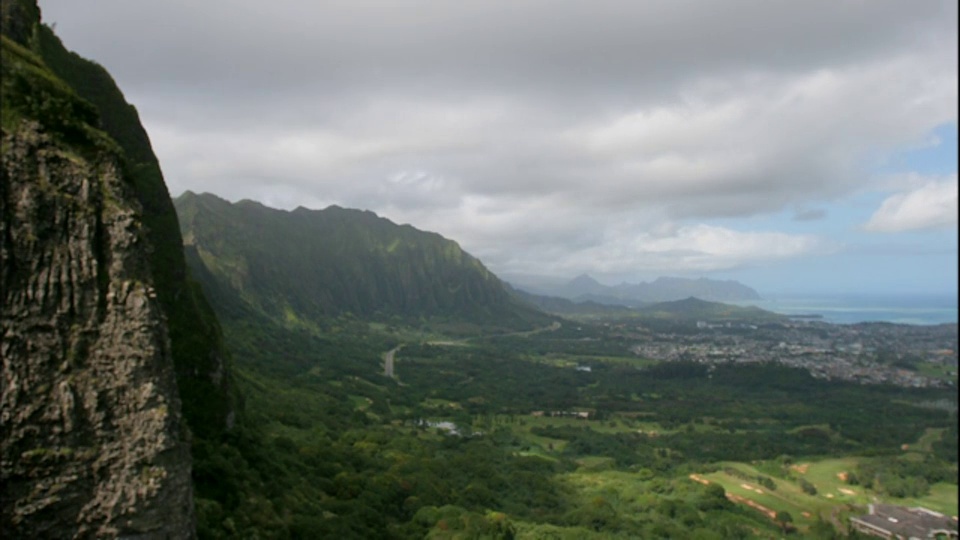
[5,4,956,538]
[175,192,551,333]
[511,273,762,306]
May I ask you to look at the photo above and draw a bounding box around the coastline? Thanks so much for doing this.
[732,293,959,326]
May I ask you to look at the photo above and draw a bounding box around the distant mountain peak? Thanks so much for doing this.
[570,273,601,286]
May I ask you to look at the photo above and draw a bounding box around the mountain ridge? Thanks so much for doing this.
[175,191,551,333]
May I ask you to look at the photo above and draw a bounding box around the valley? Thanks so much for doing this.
[175,193,958,539]
[202,298,958,538]
[4,4,957,538]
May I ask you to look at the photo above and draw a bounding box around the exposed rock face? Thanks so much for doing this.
[1,121,195,536]
[31,16,239,440]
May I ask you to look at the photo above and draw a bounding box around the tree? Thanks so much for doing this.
[775,511,794,534]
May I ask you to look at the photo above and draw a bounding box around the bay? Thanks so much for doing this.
[733,293,958,325]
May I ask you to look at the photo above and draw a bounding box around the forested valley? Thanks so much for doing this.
[190,298,957,539]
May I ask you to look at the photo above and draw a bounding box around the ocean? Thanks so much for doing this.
[734,294,959,326]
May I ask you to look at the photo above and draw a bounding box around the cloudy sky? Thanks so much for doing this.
[40,0,958,295]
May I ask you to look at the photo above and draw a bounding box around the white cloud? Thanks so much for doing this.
[566,224,831,276]
[864,177,958,232]
[39,0,958,284]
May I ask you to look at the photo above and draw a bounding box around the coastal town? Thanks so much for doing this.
[625,319,958,389]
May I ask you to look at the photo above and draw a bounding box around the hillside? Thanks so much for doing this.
[637,297,785,321]
[175,191,550,333]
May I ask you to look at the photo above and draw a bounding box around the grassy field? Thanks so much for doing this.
[800,458,861,500]
[915,427,947,452]
[916,361,959,384]
[703,464,829,527]
[700,455,959,534]
[894,482,959,516]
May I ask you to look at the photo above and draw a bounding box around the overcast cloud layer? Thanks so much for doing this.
[39,0,958,290]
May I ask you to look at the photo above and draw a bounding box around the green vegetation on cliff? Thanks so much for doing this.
[6,4,955,538]
[175,191,551,333]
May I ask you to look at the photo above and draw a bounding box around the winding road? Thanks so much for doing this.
[383,345,403,378]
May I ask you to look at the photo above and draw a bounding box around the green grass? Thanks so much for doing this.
[915,427,946,452]
[348,394,372,411]
[574,456,616,471]
[519,415,636,435]
[897,482,959,516]
[704,466,838,532]
[800,458,860,495]
[702,456,959,531]
[916,361,959,383]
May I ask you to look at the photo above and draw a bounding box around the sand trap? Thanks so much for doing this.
[689,474,710,485]
[791,463,810,474]
[826,494,834,498]
[838,488,856,496]
[726,493,777,520]
[836,472,849,482]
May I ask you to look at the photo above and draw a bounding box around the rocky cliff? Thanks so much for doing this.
[29,8,239,440]
[1,119,195,539]
[1,5,198,538]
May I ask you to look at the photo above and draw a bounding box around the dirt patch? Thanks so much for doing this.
[901,444,910,451]
[790,463,810,474]
[726,493,777,520]
[836,472,849,482]
[689,474,710,485]
[802,512,812,518]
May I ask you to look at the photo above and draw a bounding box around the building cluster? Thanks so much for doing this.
[628,320,958,389]
[850,504,958,539]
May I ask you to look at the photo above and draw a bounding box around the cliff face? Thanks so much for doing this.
[1,121,195,539]
[30,13,239,439]
[1,9,196,538]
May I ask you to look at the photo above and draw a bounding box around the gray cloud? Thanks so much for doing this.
[793,209,827,222]
[38,0,958,279]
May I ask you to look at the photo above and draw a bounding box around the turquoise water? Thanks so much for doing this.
[734,294,958,325]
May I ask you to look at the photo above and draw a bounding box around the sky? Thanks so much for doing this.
[39,0,958,296]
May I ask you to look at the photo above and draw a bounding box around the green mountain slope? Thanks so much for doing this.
[637,296,784,321]
[175,191,550,332]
